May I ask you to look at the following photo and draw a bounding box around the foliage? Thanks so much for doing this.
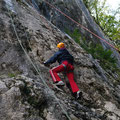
[85,43,117,70]
[83,0,120,49]
[8,71,21,78]
[98,13,120,41]
[66,28,117,71]
[65,28,81,44]
[8,73,16,78]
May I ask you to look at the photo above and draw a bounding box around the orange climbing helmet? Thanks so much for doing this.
[57,42,65,48]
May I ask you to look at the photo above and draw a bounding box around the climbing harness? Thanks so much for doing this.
[62,63,67,69]
[6,2,72,120]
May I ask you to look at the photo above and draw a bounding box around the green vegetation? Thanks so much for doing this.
[83,42,117,71]
[83,0,120,50]
[8,71,21,78]
[8,73,16,78]
[66,28,117,71]
[65,28,81,44]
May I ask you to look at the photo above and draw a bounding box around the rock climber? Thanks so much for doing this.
[44,42,82,99]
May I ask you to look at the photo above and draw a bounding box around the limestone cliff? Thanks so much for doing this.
[0,0,120,120]
[34,0,120,66]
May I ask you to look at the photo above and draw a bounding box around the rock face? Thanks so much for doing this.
[0,0,120,120]
[35,0,120,66]
[0,75,45,120]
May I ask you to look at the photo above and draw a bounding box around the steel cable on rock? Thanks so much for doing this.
[6,2,72,120]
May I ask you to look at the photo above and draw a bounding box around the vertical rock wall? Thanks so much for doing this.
[34,0,120,66]
[0,0,120,120]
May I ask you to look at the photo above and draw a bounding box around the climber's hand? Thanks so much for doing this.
[43,62,50,67]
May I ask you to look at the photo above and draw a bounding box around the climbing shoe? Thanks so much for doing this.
[74,91,82,99]
[55,81,65,86]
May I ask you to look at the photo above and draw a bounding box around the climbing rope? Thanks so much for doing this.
[42,0,120,53]
[6,3,72,120]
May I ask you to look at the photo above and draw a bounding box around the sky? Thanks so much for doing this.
[101,0,120,20]
[105,0,120,10]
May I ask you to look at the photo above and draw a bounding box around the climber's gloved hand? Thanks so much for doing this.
[43,62,50,67]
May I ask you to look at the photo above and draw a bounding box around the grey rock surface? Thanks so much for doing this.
[0,0,120,120]
[36,0,120,66]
